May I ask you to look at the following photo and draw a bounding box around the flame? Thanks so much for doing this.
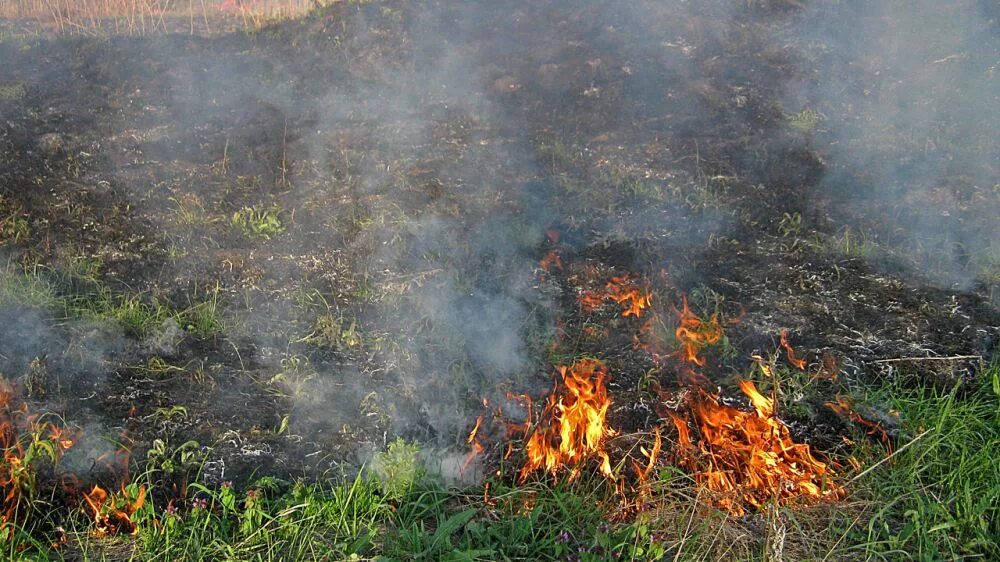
[461,414,486,472]
[519,359,615,482]
[633,427,662,484]
[670,381,840,515]
[83,483,146,537]
[605,275,652,318]
[779,329,807,370]
[824,395,892,451]
[0,380,78,537]
[673,296,724,366]
[577,274,652,318]
[578,290,606,312]
[539,250,563,274]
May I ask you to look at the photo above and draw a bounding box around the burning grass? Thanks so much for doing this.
[0,379,77,541]
[518,359,614,482]
[668,381,841,516]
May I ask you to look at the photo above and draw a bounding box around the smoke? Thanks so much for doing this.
[787,0,999,288]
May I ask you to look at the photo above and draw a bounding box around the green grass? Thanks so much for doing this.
[854,362,1000,561]
[0,265,223,340]
[231,205,285,240]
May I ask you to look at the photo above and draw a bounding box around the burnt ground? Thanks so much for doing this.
[0,0,998,496]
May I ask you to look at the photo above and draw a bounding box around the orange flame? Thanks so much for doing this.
[83,483,146,537]
[578,274,652,318]
[779,329,807,370]
[539,250,563,275]
[519,359,615,482]
[605,275,652,318]
[461,414,486,472]
[674,296,724,366]
[670,380,840,515]
[824,395,892,451]
[0,380,78,537]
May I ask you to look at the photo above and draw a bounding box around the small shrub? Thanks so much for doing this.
[373,438,425,502]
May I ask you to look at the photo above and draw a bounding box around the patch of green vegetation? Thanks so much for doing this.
[374,438,425,503]
[855,362,1000,561]
[170,195,217,231]
[0,264,224,340]
[0,195,30,244]
[0,266,61,309]
[231,205,285,240]
[0,82,27,101]
[810,225,881,260]
[78,288,170,337]
[788,108,822,133]
[177,284,223,339]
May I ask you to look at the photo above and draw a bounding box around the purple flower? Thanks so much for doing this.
[191,497,209,510]
[557,530,572,544]
[221,481,232,490]
[597,521,611,534]
[165,502,178,516]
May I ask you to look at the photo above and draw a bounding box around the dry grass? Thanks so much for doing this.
[0,0,331,35]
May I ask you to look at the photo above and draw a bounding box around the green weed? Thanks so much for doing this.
[231,206,285,240]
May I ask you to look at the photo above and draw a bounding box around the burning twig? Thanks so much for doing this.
[824,395,894,450]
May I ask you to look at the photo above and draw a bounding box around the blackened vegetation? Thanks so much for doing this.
[0,0,997,501]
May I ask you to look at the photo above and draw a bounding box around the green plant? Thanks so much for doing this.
[777,211,803,237]
[0,197,29,244]
[178,284,223,338]
[231,205,285,240]
[858,362,1000,560]
[373,438,425,502]
[788,108,822,133]
[145,438,205,483]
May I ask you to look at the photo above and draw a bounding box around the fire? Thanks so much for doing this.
[461,414,486,472]
[670,381,841,515]
[577,274,652,318]
[0,380,78,537]
[779,329,807,370]
[83,483,146,537]
[539,250,563,274]
[605,275,652,318]
[519,359,615,482]
[673,296,724,366]
[824,395,892,450]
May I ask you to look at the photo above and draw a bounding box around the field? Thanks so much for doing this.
[0,1,998,560]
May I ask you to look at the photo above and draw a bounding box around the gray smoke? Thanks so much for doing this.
[787,0,999,289]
